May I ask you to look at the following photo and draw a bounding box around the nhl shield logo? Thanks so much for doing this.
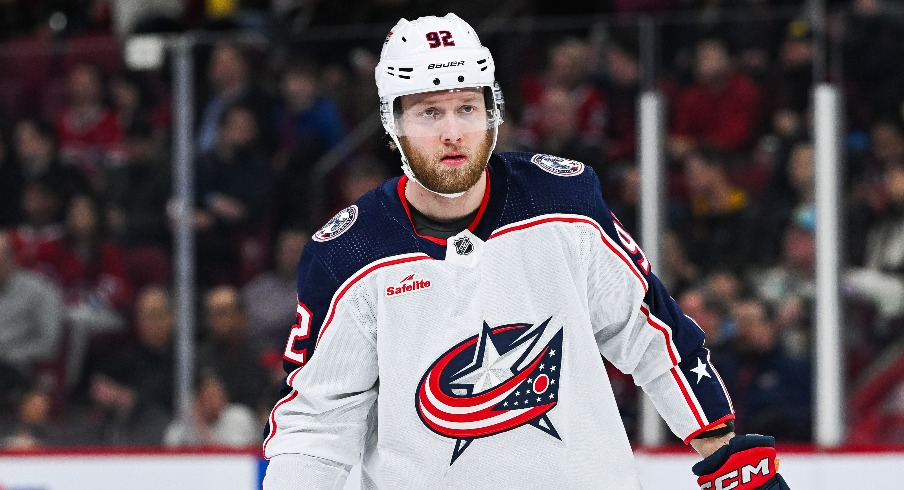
[313,205,358,242]
[453,236,474,256]
[416,318,564,465]
[530,154,585,176]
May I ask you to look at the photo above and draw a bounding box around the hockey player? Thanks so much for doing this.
[263,13,789,490]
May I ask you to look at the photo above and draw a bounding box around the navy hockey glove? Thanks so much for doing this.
[692,435,789,490]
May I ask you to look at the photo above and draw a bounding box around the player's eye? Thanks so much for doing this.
[419,108,439,119]
[459,105,476,114]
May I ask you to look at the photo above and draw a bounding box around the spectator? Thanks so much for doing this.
[55,63,123,188]
[64,287,176,446]
[762,141,816,263]
[597,41,640,164]
[0,230,64,373]
[105,119,171,249]
[163,371,258,447]
[848,119,904,260]
[520,37,608,149]
[771,19,814,114]
[58,193,133,388]
[13,117,90,202]
[870,118,904,170]
[661,230,701,295]
[754,220,816,319]
[332,47,380,129]
[108,70,163,137]
[711,298,812,441]
[705,269,747,316]
[340,155,392,206]
[674,147,758,274]
[242,228,309,351]
[493,111,529,155]
[198,285,268,408]
[840,0,904,130]
[678,287,728,351]
[196,42,276,154]
[273,59,347,229]
[846,163,904,331]
[752,219,816,359]
[761,107,807,192]
[607,166,639,233]
[669,38,762,160]
[88,286,176,415]
[1,387,59,449]
[71,365,171,446]
[529,86,603,171]
[8,179,68,281]
[191,104,275,286]
[274,59,346,169]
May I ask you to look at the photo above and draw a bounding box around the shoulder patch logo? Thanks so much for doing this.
[313,205,358,242]
[530,154,585,177]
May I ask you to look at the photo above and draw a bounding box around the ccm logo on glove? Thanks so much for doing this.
[698,447,777,489]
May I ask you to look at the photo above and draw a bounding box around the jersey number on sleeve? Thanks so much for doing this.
[284,302,313,365]
[611,212,651,275]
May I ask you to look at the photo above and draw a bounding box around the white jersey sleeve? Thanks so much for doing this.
[263,245,382,488]
[581,178,734,442]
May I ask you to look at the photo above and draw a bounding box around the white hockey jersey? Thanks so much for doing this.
[263,152,734,489]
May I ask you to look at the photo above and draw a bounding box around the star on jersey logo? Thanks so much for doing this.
[690,357,712,383]
[415,318,564,465]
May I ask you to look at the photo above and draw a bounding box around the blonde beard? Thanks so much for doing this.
[399,130,494,195]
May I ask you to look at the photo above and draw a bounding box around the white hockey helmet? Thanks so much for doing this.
[375,13,505,196]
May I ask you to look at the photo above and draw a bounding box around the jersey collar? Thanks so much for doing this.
[396,168,492,247]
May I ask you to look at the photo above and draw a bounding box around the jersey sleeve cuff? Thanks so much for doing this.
[683,414,736,445]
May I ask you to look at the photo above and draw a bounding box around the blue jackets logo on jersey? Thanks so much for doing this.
[530,154,585,176]
[416,318,563,464]
[313,205,358,242]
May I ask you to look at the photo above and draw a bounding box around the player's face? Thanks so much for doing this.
[397,88,494,195]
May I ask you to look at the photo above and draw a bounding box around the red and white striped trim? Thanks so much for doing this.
[641,302,723,435]
[707,349,734,413]
[262,367,303,457]
[640,303,680,366]
[315,252,435,346]
[671,365,709,429]
[489,214,648,292]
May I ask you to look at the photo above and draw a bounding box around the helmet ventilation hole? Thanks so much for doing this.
[433,78,440,85]
[458,76,464,82]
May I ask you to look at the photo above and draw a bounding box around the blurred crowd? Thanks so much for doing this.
[2,0,904,450]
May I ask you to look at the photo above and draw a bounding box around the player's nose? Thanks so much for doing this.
[438,118,464,143]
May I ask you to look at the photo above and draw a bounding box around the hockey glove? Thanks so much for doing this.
[692,435,789,490]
